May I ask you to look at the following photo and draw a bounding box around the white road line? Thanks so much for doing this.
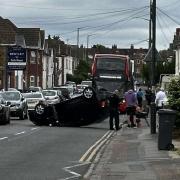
[31,128,38,130]
[59,162,90,180]
[0,137,8,140]
[14,131,26,135]
[79,131,113,162]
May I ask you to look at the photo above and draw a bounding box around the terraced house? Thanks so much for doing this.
[0,17,75,90]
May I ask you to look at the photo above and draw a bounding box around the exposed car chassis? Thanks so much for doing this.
[28,87,103,126]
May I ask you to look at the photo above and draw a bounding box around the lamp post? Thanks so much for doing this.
[86,34,94,62]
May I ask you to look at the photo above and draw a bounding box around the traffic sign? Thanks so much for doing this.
[7,45,26,70]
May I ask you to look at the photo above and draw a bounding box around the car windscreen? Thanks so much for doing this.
[2,92,21,101]
[42,91,56,96]
[23,93,43,99]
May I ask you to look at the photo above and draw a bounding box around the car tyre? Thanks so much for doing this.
[19,110,25,120]
[83,87,95,99]
[35,103,46,116]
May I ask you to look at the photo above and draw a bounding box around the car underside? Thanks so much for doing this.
[28,87,104,126]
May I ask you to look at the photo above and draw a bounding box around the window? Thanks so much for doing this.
[66,59,68,69]
[96,58,125,71]
[30,51,36,64]
[30,76,35,86]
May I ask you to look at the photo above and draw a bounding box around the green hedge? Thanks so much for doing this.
[168,76,180,126]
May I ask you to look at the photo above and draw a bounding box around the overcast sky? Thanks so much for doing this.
[1,0,180,50]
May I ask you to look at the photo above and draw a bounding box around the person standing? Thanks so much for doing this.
[108,89,120,130]
[137,88,143,107]
[145,87,153,105]
[124,89,138,127]
[155,87,167,110]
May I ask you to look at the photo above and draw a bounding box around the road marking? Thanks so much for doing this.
[14,131,26,135]
[60,162,90,180]
[0,137,8,140]
[79,131,114,162]
[86,131,113,162]
[31,128,38,130]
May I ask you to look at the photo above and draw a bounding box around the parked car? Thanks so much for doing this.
[22,92,46,111]
[0,94,11,124]
[1,91,28,120]
[53,86,71,99]
[28,86,42,92]
[1,88,18,92]
[76,84,89,94]
[42,89,65,104]
[81,80,92,87]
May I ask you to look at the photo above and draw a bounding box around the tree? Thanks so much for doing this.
[141,49,175,85]
[168,77,180,126]
[67,60,91,84]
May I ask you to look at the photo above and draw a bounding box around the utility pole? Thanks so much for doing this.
[77,28,80,62]
[149,0,152,49]
[150,0,157,134]
[151,0,156,89]
[86,35,91,62]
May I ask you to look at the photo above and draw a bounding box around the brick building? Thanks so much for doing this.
[0,17,45,90]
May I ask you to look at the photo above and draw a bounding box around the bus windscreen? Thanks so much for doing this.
[96,57,125,71]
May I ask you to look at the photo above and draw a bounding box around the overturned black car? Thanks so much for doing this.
[28,87,103,126]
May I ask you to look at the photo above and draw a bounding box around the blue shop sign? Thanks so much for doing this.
[8,46,26,70]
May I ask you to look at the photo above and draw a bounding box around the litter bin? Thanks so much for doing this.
[158,109,176,150]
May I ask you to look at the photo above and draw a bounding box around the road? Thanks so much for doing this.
[0,117,112,180]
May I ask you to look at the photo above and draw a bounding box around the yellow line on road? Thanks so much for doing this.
[79,131,113,162]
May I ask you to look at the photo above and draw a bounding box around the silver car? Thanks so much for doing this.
[42,90,63,104]
[0,94,11,124]
[1,91,28,120]
[22,92,46,111]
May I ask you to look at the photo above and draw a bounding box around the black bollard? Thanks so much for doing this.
[150,102,156,134]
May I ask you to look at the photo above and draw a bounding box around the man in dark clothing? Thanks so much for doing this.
[145,88,153,105]
[109,90,120,130]
[137,88,143,107]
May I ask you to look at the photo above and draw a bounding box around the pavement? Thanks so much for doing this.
[84,114,180,180]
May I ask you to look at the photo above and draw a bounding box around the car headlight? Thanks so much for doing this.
[15,104,21,108]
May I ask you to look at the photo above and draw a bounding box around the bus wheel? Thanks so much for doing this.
[83,87,95,99]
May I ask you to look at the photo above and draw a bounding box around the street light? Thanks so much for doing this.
[86,34,95,61]
[76,26,89,62]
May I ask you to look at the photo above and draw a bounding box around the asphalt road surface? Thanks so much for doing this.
[0,117,112,180]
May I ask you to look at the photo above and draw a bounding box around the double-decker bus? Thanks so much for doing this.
[91,54,134,112]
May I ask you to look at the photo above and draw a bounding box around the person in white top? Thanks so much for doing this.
[155,87,167,110]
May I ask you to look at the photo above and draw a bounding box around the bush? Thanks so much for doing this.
[168,76,180,127]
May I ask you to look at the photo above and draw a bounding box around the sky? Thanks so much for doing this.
[1,0,180,50]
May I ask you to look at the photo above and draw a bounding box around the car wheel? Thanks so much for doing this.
[35,103,46,116]
[6,111,10,124]
[83,87,95,99]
